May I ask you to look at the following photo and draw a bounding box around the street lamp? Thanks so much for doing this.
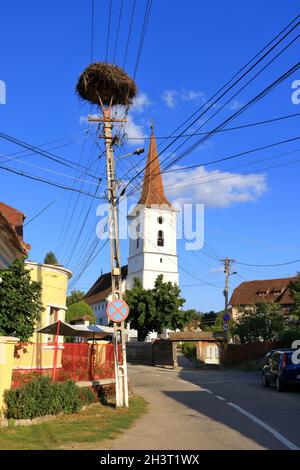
[115,148,144,161]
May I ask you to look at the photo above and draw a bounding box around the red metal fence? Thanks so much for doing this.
[11,342,117,388]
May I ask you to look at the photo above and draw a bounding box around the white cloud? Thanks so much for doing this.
[163,166,267,208]
[124,114,147,145]
[228,99,244,110]
[131,92,152,114]
[162,88,207,108]
[162,90,178,108]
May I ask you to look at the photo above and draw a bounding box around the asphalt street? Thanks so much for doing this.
[108,363,300,450]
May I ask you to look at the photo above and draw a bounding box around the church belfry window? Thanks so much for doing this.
[157,230,164,247]
[158,216,163,224]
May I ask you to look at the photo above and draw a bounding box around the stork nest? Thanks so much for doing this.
[76,62,137,107]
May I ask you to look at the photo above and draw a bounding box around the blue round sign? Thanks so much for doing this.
[223,313,230,322]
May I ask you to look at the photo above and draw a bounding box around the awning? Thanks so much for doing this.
[37,320,114,339]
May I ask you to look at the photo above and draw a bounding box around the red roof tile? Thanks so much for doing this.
[230,277,296,306]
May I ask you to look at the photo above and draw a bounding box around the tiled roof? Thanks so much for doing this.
[230,277,296,306]
[0,209,29,257]
[138,129,174,210]
[84,265,128,305]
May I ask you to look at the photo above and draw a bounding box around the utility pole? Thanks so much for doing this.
[221,257,236,341]
[89,107,128,408]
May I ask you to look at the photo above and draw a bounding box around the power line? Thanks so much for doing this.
[113,0,124,63]
[235,259,300,267]
[124,17,300,196]
[133,0,152,79]
[123,112,300,140]
[105,0,112,62]
[0,163,105,199]
[123,0,136,69]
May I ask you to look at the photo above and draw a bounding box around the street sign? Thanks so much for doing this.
[223,313,230,322]
[107,299,129,323]
[223,323,229,331]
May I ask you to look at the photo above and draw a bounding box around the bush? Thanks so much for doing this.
[4,375,97,420]
[278,328,300,347]
[181,342,196,361]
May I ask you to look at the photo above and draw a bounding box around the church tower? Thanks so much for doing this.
[127,127,179,290]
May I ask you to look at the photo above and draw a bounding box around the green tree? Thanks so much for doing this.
[124,275,193,340]
[0,258,43,341]
[66,301,96,324]
[44,251,58,265]
[288,273,300,319]
[67,289,85,307]
[234,302,284,343]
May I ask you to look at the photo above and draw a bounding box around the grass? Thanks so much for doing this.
[0,396,147,450]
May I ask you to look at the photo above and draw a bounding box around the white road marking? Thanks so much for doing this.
[228,402,299,451]
[215,395,226,401]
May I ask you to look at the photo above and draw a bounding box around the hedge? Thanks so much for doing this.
[4,375,97,420]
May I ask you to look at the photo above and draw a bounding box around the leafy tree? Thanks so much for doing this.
[234,302,284,343]
[0,258,42,341]
[44,251,58,265]
[124,275,193,340]
[288,273,300,319]
[67,289,85,307]
[66,301,96,324]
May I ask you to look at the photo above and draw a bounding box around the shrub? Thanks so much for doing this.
[181,342,196,360]
[4,375,97,419]
[278,328,300,347]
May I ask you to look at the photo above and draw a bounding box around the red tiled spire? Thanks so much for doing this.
[138,127,173,209]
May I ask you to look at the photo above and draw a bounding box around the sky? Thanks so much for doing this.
[1,0,300,312]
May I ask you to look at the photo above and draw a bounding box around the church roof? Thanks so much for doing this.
[84,265,128,305]
[138,128,174,210]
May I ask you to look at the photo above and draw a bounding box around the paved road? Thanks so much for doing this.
[109,364,300,450]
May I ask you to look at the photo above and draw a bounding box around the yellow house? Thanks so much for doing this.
[12,262,72,373]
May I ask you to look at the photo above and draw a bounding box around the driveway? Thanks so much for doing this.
[107,364,300,450]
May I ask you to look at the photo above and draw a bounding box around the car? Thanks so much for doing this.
[262,349,300,392]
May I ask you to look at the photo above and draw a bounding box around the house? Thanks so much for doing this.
[0,202,30,268]
[84,127,179,329]
[13,262,72,373]
[229,277,296,318]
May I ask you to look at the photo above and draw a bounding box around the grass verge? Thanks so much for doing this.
[0,396,147,450]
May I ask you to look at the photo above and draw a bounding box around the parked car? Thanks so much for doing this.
[262,349,300,392]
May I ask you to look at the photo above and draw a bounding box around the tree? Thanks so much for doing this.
[66,301,96,324]
[234,302,284,343]
[67,290,85,307]
[0,258,43,341]
[124,275,193,340]
[288,273,300,319]
[44,251,58,265]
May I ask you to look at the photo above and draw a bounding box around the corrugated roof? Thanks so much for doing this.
[230,277,296,306]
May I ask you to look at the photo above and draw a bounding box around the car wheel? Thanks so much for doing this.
[275,376,285,392]
[262,373,270,387]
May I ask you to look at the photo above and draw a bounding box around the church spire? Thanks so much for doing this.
[138,127,173,209]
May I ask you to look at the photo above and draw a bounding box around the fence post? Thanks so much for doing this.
[0,336,19,417]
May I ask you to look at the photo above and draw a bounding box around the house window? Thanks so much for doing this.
[157,230,164,247]
[136,223,140,249]
[158,216,163,224]
[160,258,163,263]
[48,306,59,343]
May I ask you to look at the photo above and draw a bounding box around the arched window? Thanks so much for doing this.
[158,216,163,224]
[157,230,164,247]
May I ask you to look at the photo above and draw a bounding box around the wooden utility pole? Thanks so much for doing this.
[89,108,129,408]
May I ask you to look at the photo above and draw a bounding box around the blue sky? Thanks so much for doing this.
[1,0,300,312]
